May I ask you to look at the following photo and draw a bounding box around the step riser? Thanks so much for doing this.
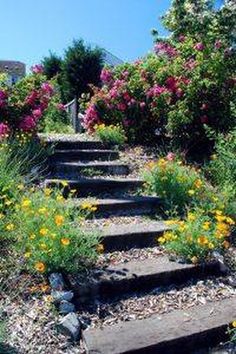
[50,151,119,162]
[46,181,143,198]
[94,206,159,219]
[71,262,221,303]
[46,141,108,150]
[102,230,163,252]
[50,164,130,178]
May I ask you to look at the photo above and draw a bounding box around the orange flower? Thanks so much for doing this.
[55,215,64,227]
[96,244,105,254]
[197,236,208,246]
[61,238,70,246]
[222,240,230,249]
[35,262,46,273]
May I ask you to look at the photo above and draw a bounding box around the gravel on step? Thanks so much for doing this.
[82,215,155,229]
[38,133,96,142]
[77,277,236,330]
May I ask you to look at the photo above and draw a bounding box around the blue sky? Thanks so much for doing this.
[0,0,171,69]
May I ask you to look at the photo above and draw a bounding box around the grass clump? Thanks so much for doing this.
[94,123,126,146]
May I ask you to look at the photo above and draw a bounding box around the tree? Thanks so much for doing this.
[62,39,104,102]
[42,52,62,80]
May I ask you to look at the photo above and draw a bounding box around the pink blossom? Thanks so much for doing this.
[19,116,37,132]
[121,70,129,79]
[140,102,146,109]
[184,59,197,70]
[215,40,222,49]
[166,152,176,161]
[154,42,177,58]
[31,64,44,74]
[83,104,100,132]
[57,103,65,111]
[117,103,126,111]
[100,68,113,83]
[176,88,184,98]
[123,92,131,102]
[41,82,54,95]
[194,42,205,51]
[166,77,178,92]
[147,85,166,97]
[179,35,186,42]
[25,90,38,106]
[201,103,208,110]
[200,115,209,124]
[0,122,10,138]
[32,108,42,120]
[0,90,7,108]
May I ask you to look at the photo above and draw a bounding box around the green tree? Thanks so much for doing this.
[42,52,62,79]
[62,39,104,102]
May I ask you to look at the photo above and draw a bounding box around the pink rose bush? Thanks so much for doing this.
[83,36,236,150]
[0,65,63,138]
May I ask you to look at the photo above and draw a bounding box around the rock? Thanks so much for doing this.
[227,275,236,288]
[51,290,74,303]
[212,251,229,274]
[59,301,75,314]
[48,273,65,290]
[58,313,81,341]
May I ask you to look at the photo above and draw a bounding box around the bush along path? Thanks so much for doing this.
[43,135,236,354]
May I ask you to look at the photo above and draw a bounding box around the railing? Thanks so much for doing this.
[64,98,84,133]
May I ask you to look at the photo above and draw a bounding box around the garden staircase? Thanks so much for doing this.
[44,136,236,354]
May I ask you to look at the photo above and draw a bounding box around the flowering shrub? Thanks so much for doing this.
[10,188,100,274]
[143,154,209,214]
[0,65,66,138]
[94,123,126,146]
[159,209,235,263]
[83,35,236,150]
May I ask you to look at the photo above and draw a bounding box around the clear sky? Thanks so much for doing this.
[0,0,172,69]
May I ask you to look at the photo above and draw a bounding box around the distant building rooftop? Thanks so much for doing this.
[0,60,26,84]
[102,49,124,67]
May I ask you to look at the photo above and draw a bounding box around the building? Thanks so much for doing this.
[102,49,124,67]
[0,60,26,85]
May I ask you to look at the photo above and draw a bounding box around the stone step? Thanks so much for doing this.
[83,297,236,354]
[96,220,167,251]
[45,178,143,197]
[50,161,130,178]
[50,149,119,162]
[68,257,221,302]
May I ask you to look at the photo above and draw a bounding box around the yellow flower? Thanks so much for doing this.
[164,219,178,225]
[24,252,31,258]
[6,223,15,231]
[39,207,47,214]
[191,256,198,264]
[39,243,47,250]
[39,228,48,236]
[35,262,46,273]
[61,238,70,246]
[194,179,203,189]
[188,189,195,196]
[164,231,174,241]
[202,221,211,231]
[21,199,31,208]
[60,180,68,187]
[80,202,93,210]
[197,235,208,246]
[5,200,13,206]
[44,188,52,196]
[225,217,235,225]
[208,242,215,250]
[17,184,24,191]
[187,213,196,222]
[30,234,36,240]
[232,321,236,328]
[55,215,64,227]
[158,236,166,244]
[56,195,64,202]
[96,243,105,253]
[146,161,156,169]
[91,206,98,212]
[211,154,217,160]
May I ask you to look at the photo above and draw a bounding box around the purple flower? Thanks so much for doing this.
[179,35,186,43]
[19,116,37,132]
[215,40,222,49]
[0,122,10,138]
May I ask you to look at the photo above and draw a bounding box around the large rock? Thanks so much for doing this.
[58,313,81,341]
[51,290,74,303]
[48,273,65,290]
[59,300,75,314]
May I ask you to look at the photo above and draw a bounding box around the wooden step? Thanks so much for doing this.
[46,140,107,150]
[68,257,221,302]
[45,178,143,197]
[50,149,119,162]
[98,220,167,251]
[83,297,236,354]
[50,161,130,178]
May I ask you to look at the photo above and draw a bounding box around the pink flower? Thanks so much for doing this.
[179,35,186,42]
[201,103,208,110]
[32,108,42,120]
[154,42,177,58]
[19,116,37,132]
[123,92,131,102]
[194,42,205,51]
[147,85,166,98]
[31,64,44,74]
[0,122,10,138]
[41,82,54,95]
[166,152,176,161]
[123,119,132,127]
[0,90,7,108]
[200,115,209,124]
[83,104,100,132]
[25,90,38,106]
[184,59,197,70]
[117,103,126,111]
[140,102,146,109]
[176,88,184,98]
[100,68,113,84]
[166,77,178,92]
[215,40,222,49]
[57,103,65,111]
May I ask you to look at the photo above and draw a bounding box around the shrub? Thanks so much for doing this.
[94,123,126,146]
[159,209,235,263]
[143,154,208,214]
[10,188,100,274]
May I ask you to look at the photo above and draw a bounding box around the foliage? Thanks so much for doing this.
[42,39,104,103]
[94,123,126,146]
[228,321,236,345]
[143,154,209,214]
[0,66,63,137]
[8,187,100,274]
[83,2,236,151]
[159,208,235,263]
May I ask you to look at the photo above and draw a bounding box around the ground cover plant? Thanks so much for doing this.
[94,123,126,146]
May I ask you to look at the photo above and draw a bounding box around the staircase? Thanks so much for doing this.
[45,136,236,354]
